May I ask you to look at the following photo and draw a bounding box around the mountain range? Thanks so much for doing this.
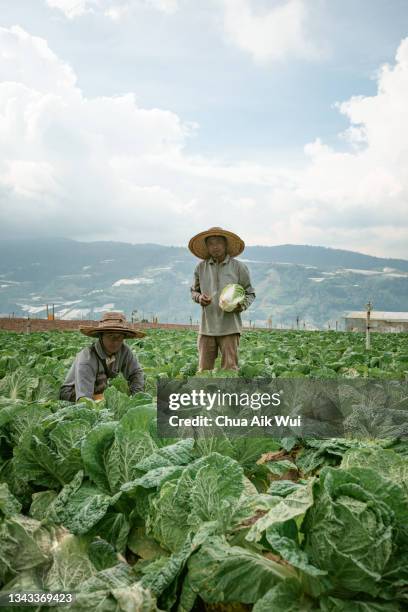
[0,238,407,328]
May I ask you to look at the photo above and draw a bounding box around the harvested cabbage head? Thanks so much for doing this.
[219,283,245,312]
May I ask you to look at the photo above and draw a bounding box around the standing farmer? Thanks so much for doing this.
[189,227,256,371]
[59,312,145,402]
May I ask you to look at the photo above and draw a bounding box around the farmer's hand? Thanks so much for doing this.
[233,303,244,313]
[199,293,212,307]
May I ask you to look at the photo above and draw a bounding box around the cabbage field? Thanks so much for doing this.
[0,328,407,611]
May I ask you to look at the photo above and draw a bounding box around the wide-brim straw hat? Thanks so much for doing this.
[80,311,145,338]
[188,227,245,259]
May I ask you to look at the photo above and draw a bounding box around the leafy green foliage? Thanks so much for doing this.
[0,329,407,610]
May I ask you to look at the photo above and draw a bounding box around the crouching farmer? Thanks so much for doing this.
[59,312,145,402]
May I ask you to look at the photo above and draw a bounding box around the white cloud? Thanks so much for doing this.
[0,25,195,240]
[145,0,179,14]
[0,26,407,258]
[219,0,322,63]
[0,25,77,93]
[46,0,99,19]
[296,39,408,226]
[104,4,130,20]
[45,0,319,62]
[46,0,178,20]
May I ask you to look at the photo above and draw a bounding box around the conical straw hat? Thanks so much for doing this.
[188,227,245,259]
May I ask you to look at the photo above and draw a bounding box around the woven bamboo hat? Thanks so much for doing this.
[79,311,145,338]
[188,227,245,259]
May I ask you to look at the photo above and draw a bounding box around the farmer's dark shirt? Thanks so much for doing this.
[60,338,144,400]
[191,254,256,336]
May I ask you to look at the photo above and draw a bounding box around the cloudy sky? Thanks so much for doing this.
[0,0,407,258]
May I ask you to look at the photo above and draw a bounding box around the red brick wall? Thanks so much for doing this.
[0,318,199,333]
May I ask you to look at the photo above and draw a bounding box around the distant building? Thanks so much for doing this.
[344,311,408,333]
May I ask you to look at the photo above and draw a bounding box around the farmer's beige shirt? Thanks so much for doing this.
[191,254,256,336]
